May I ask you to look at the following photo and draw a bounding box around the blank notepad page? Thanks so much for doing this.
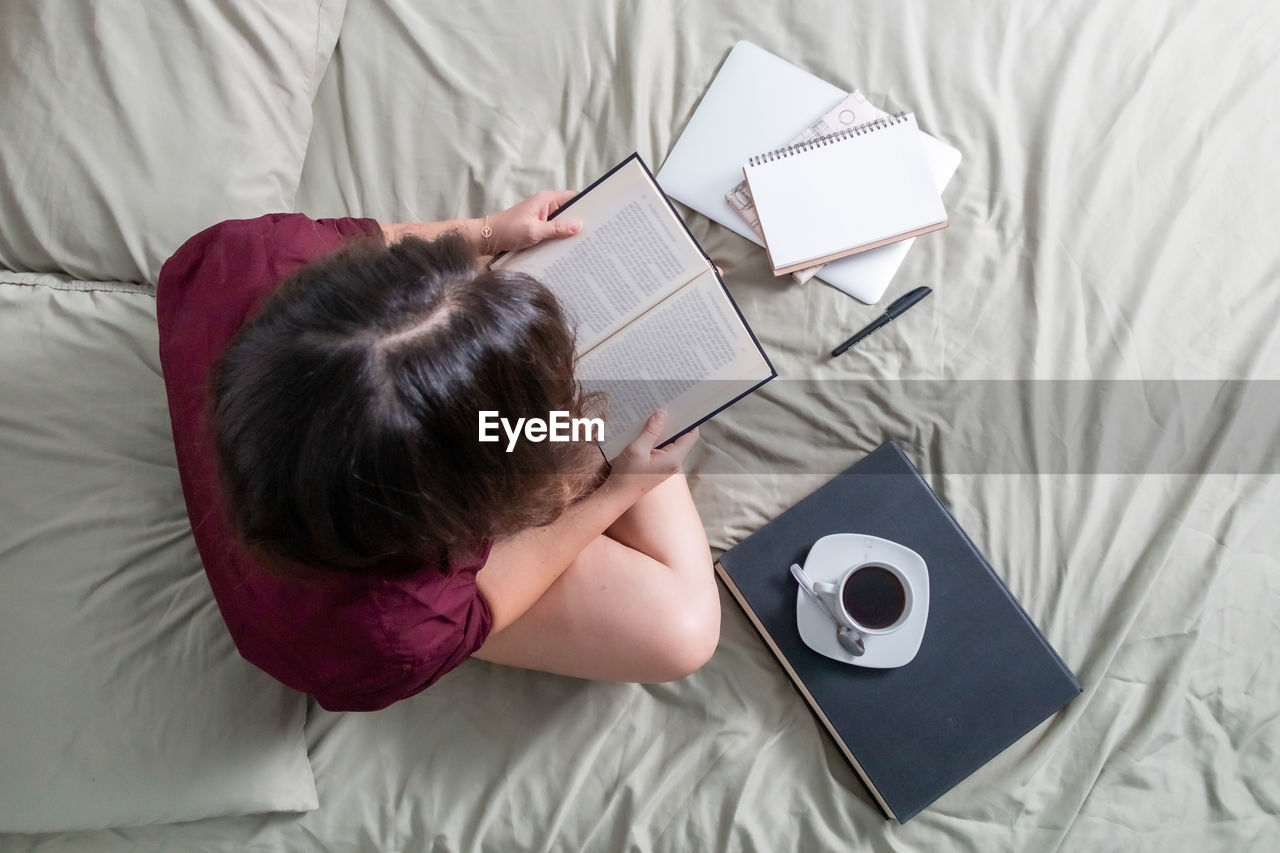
[743,113,947,275]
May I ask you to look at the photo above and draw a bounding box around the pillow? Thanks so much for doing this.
[0,0,346,284]
[0,275,317,832]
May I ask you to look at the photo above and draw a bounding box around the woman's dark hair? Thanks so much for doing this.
[212,231,603,575]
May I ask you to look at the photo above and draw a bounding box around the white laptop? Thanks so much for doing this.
[656,41,961,304]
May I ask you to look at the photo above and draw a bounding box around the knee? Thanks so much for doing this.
[648,581,722,682]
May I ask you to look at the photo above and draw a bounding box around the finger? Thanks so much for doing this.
[545,189,578,213]
[644,409,668,437]
[632,409,668,451]
[544,216,583,239]
[656,426,699,464]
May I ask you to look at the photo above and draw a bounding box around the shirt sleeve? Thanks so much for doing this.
[156,214,383,552]
[309,543,496,713]
[157,214,382,396]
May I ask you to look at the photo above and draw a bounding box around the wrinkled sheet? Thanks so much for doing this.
[8,0,1278,850]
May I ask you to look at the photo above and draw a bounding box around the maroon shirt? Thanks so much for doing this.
[157,214,494,712]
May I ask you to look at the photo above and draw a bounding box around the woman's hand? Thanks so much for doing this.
[604,411,699,500]
[485,190,583,254]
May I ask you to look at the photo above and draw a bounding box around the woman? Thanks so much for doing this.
[157,191,720,712]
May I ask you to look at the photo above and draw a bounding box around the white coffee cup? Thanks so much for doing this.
[811,560,914,635]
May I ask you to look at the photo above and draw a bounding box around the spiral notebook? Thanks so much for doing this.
[742,113,948,276]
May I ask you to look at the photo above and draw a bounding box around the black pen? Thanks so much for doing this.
[830,286,933,357]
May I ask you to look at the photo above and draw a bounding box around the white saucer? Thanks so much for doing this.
[796,533,930,668]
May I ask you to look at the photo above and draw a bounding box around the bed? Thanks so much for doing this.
[1,0,1277,850]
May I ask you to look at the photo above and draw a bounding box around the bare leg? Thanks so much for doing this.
[473,474,720,682]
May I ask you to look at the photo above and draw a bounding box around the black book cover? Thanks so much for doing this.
[714,441,1081,822]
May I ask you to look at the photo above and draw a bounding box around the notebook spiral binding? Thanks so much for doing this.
[746,112,910,168]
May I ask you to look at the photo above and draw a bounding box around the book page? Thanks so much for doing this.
[492,158,709,352]
[576,268,772,457]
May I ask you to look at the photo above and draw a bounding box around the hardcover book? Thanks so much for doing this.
[715,441,1081,822]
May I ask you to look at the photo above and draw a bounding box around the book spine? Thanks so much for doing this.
[746,112,910,168]
[712,561,897,820]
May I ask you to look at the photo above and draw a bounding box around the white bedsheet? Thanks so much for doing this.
[4,0,1277,849]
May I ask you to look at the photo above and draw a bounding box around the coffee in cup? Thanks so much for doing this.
[814,561,913,635]
[841,564,908,630]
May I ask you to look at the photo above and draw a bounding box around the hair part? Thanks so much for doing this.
[212,231,603,576]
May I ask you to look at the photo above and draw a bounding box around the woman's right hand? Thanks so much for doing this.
[605,410,699,498]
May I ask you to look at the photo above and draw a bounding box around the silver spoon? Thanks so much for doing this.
[790,563,865,657]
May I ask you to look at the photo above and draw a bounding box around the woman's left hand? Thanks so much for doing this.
[485,190,583,254]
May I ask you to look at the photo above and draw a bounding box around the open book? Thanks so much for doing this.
[491,154,774,458]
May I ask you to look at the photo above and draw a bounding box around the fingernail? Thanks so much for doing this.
[567,219,583,233]
[653,410,668,427]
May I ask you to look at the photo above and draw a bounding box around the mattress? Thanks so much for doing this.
[3,0,1277,850]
